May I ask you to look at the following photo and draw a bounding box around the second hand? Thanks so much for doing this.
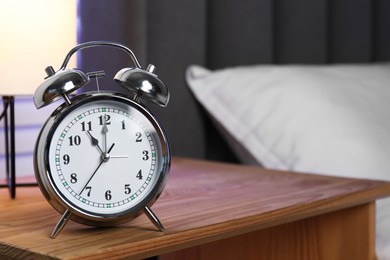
[79,143,115,195]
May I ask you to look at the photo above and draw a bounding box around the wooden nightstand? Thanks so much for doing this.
[1,158,390,259]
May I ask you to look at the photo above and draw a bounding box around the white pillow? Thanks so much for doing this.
[186,63,390,259]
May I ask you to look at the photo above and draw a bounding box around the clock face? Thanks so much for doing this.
[43,95,169,218]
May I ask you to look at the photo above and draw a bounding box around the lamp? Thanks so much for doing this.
[0,0,77,198]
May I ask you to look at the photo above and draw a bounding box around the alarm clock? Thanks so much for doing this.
[33,41,170,238]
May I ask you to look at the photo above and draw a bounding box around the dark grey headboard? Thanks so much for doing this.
[78,0,390,162]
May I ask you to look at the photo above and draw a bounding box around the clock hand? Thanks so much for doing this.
[86,131,104,155]
[79,159,104,195]
[102,115,108,153]
[110,155,129,159]
[79,143,116,195]
[102,143,115,161]
[107,143,115,153]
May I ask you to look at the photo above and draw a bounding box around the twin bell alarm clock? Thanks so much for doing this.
[33,41,171,238]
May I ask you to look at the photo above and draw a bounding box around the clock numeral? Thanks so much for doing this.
[105,190,112,201]
[81,121,92,131]
[63,154,70,165]
[85,186,92,197]
[69,135,81,146]
[135,132,142,142]
[70,173,77,184]
[136,170,143,180]
[99,114,111,125]
[142,150,149,161]
[124,184,131,194]
[121,120,126,130]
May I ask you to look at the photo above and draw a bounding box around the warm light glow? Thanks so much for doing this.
[0,0,77,95]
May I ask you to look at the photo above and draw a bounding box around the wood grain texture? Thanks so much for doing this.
[161,202,375,260]
[1,157,390,259]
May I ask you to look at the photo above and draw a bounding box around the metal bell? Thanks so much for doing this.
[34,67,90,109]
[114,64,169,107]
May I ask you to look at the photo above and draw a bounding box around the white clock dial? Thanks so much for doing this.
[45,97,166,216]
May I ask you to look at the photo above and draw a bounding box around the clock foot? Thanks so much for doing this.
[143,206,164,231]
[51,209,72,239]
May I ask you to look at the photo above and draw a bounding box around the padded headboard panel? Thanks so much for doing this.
[78,0,390,162]
[207,0,390,67]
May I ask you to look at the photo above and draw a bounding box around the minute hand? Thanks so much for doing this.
[102,115,109,153]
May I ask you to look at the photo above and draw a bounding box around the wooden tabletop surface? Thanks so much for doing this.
[1,157,390,259]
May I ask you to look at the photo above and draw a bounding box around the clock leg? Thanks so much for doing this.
[51,209,72,239]
[143,206,164,231]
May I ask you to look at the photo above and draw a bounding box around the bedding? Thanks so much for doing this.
[186,63,390,259]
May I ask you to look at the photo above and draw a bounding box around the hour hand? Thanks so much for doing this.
[86,131,104,155]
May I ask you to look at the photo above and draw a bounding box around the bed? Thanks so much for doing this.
[78,0,390,258]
